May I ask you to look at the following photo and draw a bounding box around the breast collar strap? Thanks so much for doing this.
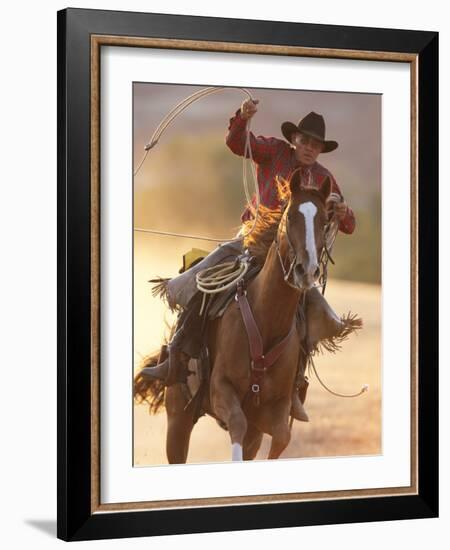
[235,281,296,405]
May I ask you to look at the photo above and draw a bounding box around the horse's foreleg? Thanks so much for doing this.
[165,385,194,464]
[267,400,292,460]
[212,379,247,461]
[268,425,291,459]
[243,424,263,461]
[166,416,194,464]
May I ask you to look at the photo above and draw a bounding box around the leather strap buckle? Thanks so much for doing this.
[251,357,265,371]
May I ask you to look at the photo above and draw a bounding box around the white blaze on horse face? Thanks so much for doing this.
[298,202,318,273]
[232,443,243,461]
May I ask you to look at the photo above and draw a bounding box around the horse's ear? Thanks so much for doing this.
[289,169,302,196]
[319,176,332,203]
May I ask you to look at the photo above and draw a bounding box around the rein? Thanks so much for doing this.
[235,281,296,406]
[274,210,299,290]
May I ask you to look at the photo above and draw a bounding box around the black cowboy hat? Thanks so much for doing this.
[281,111,338,153]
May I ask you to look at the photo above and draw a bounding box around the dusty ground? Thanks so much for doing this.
[133,279,381,465]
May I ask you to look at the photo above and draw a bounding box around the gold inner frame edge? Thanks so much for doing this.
[90,34,419,514]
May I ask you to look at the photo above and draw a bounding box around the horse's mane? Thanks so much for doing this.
[241,177,289,265]
[241,177,327,265]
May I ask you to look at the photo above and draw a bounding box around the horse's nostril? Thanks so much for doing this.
[314,267,320,279]
[295,264,305,277]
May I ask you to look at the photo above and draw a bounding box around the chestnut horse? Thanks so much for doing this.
[135,174,332,463]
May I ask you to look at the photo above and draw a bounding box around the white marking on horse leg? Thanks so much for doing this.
[232,442,243,461]
[298,202,318,272]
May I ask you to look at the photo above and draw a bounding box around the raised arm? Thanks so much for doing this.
[226,99,284,164]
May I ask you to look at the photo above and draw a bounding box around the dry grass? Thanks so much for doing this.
[133,279,381,465]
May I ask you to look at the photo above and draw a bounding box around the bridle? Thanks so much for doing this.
[274,197,338,293]
[274,208,299,290]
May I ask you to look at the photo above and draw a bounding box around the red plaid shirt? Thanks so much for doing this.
[226,110,355,234]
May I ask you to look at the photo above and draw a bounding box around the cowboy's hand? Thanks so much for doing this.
[334,200,348,220]
[240,98,259,120]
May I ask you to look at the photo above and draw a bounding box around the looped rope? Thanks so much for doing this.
[195,258,250,314]
[196,259,249,294]
[134,86,261,244]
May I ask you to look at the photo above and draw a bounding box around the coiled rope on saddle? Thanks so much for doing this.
[195,256,251,315]
[196,258,250,294]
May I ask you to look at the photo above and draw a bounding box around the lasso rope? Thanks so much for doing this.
[196,260,250,294]
[134,86,261,243]
[309,355,369,398]
[195,258,251,315]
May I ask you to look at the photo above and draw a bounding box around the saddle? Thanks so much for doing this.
[165,240,244,310]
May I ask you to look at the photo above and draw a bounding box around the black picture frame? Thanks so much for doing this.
[57,7,438,542]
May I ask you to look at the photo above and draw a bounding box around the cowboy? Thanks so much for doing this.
[229,99,354,233]
[143,99,356,423]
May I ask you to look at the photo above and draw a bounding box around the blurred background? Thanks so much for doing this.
[133,83,382,465]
